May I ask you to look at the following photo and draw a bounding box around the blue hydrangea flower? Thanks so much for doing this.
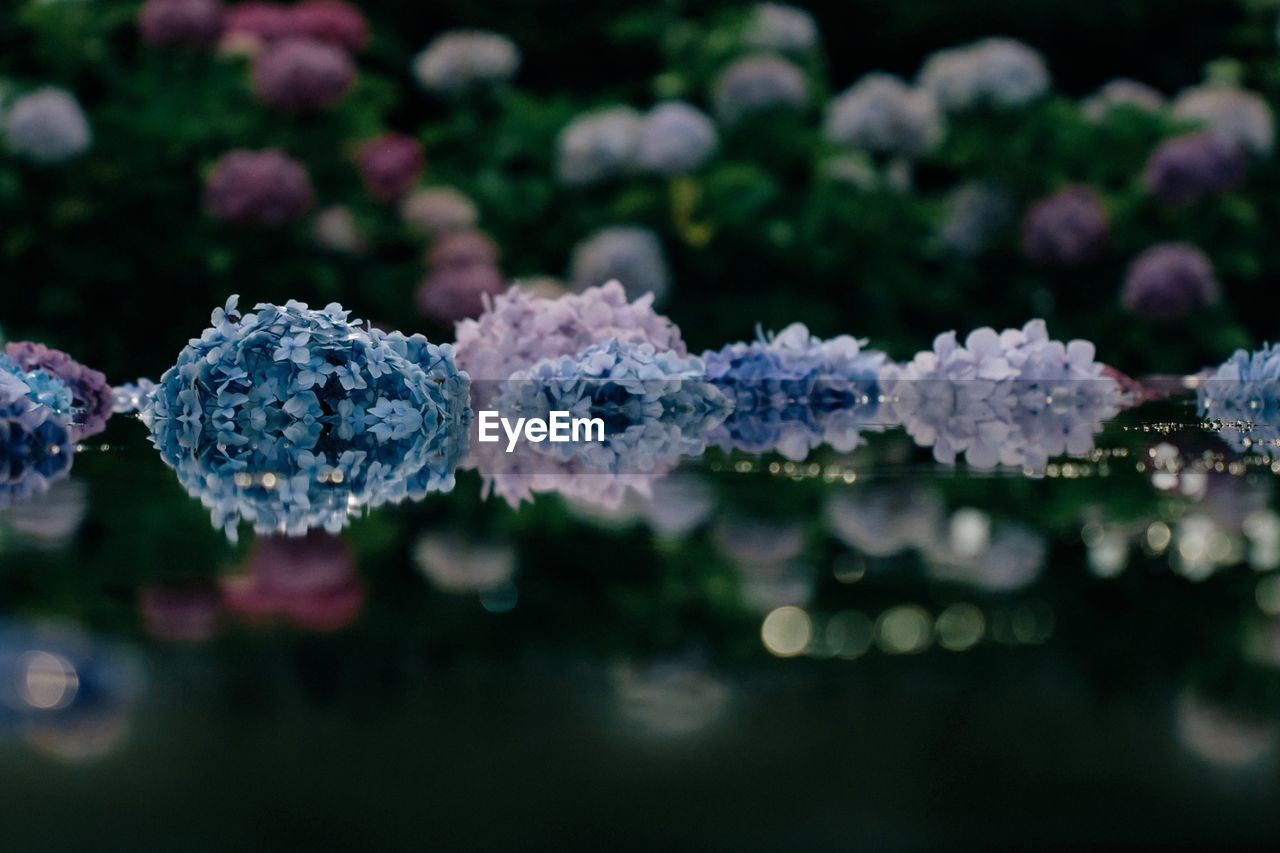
[1199,343,1280,451]
[0,398,75,509]
[141,296,471,539]
[0,353,74,417]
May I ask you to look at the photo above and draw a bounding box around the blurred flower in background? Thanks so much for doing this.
[939,182,1013,257]
[556,106,643,186]
[413,533,516,594]
[355,132,424,201]
[1021,185,1108,267]
[741,3,818,54]
[412,30,520,96]
[399,186,478,237]
[312,204,366,253]
[251,36,355,111]
[1080,78,1165,121]
[636,101,718,175]
[918,37,1049,112]
[569,226,671,302]
[222,532,363,632]
[138,0,226,47]
[712,53,808,125]
[204,148,314,225]
[289,0,368,53]
[1172,83,1274,156]
[1121,243,1219,320]
[417,230,505,324]
[2,87,91,164]
[1142,132,1246,204]
[824,73,944,157]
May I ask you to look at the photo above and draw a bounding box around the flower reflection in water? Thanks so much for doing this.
[610,659,731,737]
[0,620,143,763]
[223,532,363,632]
[1176,689,1276,769]
[0,399,75,510]
[564,472,715,537]
[139,584,223,643]
[0,478,85,550]
[414,533,516,595]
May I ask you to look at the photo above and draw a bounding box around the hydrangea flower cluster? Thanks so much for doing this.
[454,281,686,391]
[556,107,643,185]
[138,0,226,46]
[918,38,1049,112]
[205,148,313,225]
[741,3,819,53]
[140,296,471,539]
[1173,84,1274,156]
[0,396,74,509]
[400,186,478,236]
[223,532,363,632]
[701,323,888,460]
[636,102,718,175]
[5,342,114,438]
[1198,343,1280,451]
[221,1,367,53]
[1021,185,1109,267]
[1121,243,1219,320]
[824,73,944,157]
[711,53,809,125]
[1080,78,1165,122]
[354,133,424,201]
[0,354,73,419]
[939,183,1013,257]
[251,36,355,111]
[569,226,671,302]
[416,230,506,325]
[2,87,92,164]
[312,204,366,253]
[1143,133,1246,203]
[880,320,1125,472]
[412,30,521,96]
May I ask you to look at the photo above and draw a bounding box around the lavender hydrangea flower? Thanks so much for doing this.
[712,53,808,125]
[412,30,521,96]
[138,0,226,46]
[5,342,113,438]
[636,102,718,175]
[1173,84,1274,156]
[1021,185,1108,267]
[354,133,423,201]
[556,107,643,186]
[1121,243,1219,320]
[288,0,368,52]
[880,320,1125,472]
[428,229,500,269]
[570,226,670,302]
[1081,78,1165,122]
[824,73,944,157]
[918,38,1049,112]
[141,296,470,540]
[0,399,74,509]
[399,187,478,236]
[1143,132,1246,203]
[741,3,818,53]
[222,2,292,51]
[205,148,313,225]
[312,204,366,253]
[1198,343,1280,451]
[454,280,687,391]
[2,88,91,164]
[417,265,507,326]
[251,37,354,111]
[940,182,1013,256]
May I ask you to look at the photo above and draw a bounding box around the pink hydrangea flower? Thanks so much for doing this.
[222,532,363,633]
[138,0,226,46]
[205,148,314,225]
[251,37,354,111]
[288,0,368,52]
[354,133,424,201]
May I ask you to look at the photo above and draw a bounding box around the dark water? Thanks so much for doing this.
[1,392,1278,851]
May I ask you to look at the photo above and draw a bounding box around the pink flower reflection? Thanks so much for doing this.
[140,584,223,642]
[222,531,364,632]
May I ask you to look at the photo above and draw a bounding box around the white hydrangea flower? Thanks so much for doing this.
[825,73,944,156]
[570,226,671,302]
[1080,78,1165,122]
[712,53,808,125]
[556,106,643,185]
[636,101,718,174]
[412,30,521,95]
[3,87,91,163]
[413,533,516,593]
[741,3,819,53]
[1173,83,1274,155]
[918,38,1049,112]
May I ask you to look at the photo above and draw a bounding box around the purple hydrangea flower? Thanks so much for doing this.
[399,187,478,236]
[205,148,313,226]
[556,107,642,186]
[417,265,507,326]
[741,3,818,53]
[569,226,670,302]
[454,281,687,389]
[918,38,1049,112]
[288,0,368,52]
[824,73,944,157]
[2,87,91,164]
[138,0,225,46]
[251,37,354,111]
[222,2,292,50]
[5,342,113,439]
[636,102,717,175]
[1143,132,1246,203]
[712,53,808,125]
[355,133,424,201]
[1173,84,1274,156]
[1021,185,1108,267]
[1081,78,1164,122]
[412,30,521,96]
[1121,243,1219,320]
